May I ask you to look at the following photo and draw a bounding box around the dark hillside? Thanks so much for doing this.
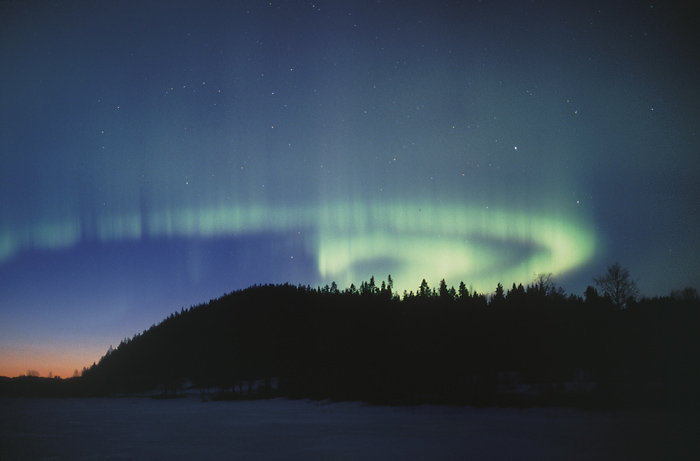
[68,279,700,408]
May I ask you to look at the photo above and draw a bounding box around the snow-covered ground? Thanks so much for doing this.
[0,397,677,460]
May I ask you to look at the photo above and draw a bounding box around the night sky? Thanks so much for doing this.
[1,0,698,378]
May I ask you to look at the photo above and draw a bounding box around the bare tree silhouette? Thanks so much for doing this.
[593,262,638,308]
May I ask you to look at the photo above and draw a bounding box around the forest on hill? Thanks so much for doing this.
[3,272,700,409]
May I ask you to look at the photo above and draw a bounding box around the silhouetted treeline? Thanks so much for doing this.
[3,277,699,408]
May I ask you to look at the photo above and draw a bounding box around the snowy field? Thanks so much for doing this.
[0,397,678,460]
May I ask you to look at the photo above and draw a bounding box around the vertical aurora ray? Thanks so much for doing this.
[0,0,607,297]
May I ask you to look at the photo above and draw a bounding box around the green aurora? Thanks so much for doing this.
[1,199,596,295]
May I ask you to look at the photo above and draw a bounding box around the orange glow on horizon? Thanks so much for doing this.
[0,344,103,379]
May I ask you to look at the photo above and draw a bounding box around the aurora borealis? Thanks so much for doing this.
[1,1,698,378]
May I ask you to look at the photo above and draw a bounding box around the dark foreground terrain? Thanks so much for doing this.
[68,282,699,409]
[1,396,695,460]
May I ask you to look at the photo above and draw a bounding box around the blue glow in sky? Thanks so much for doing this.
[1,0,698,377]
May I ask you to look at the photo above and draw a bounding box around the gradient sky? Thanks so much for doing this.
[1,0,698,378]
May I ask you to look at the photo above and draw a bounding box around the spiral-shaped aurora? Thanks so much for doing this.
[0,200,596,294]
